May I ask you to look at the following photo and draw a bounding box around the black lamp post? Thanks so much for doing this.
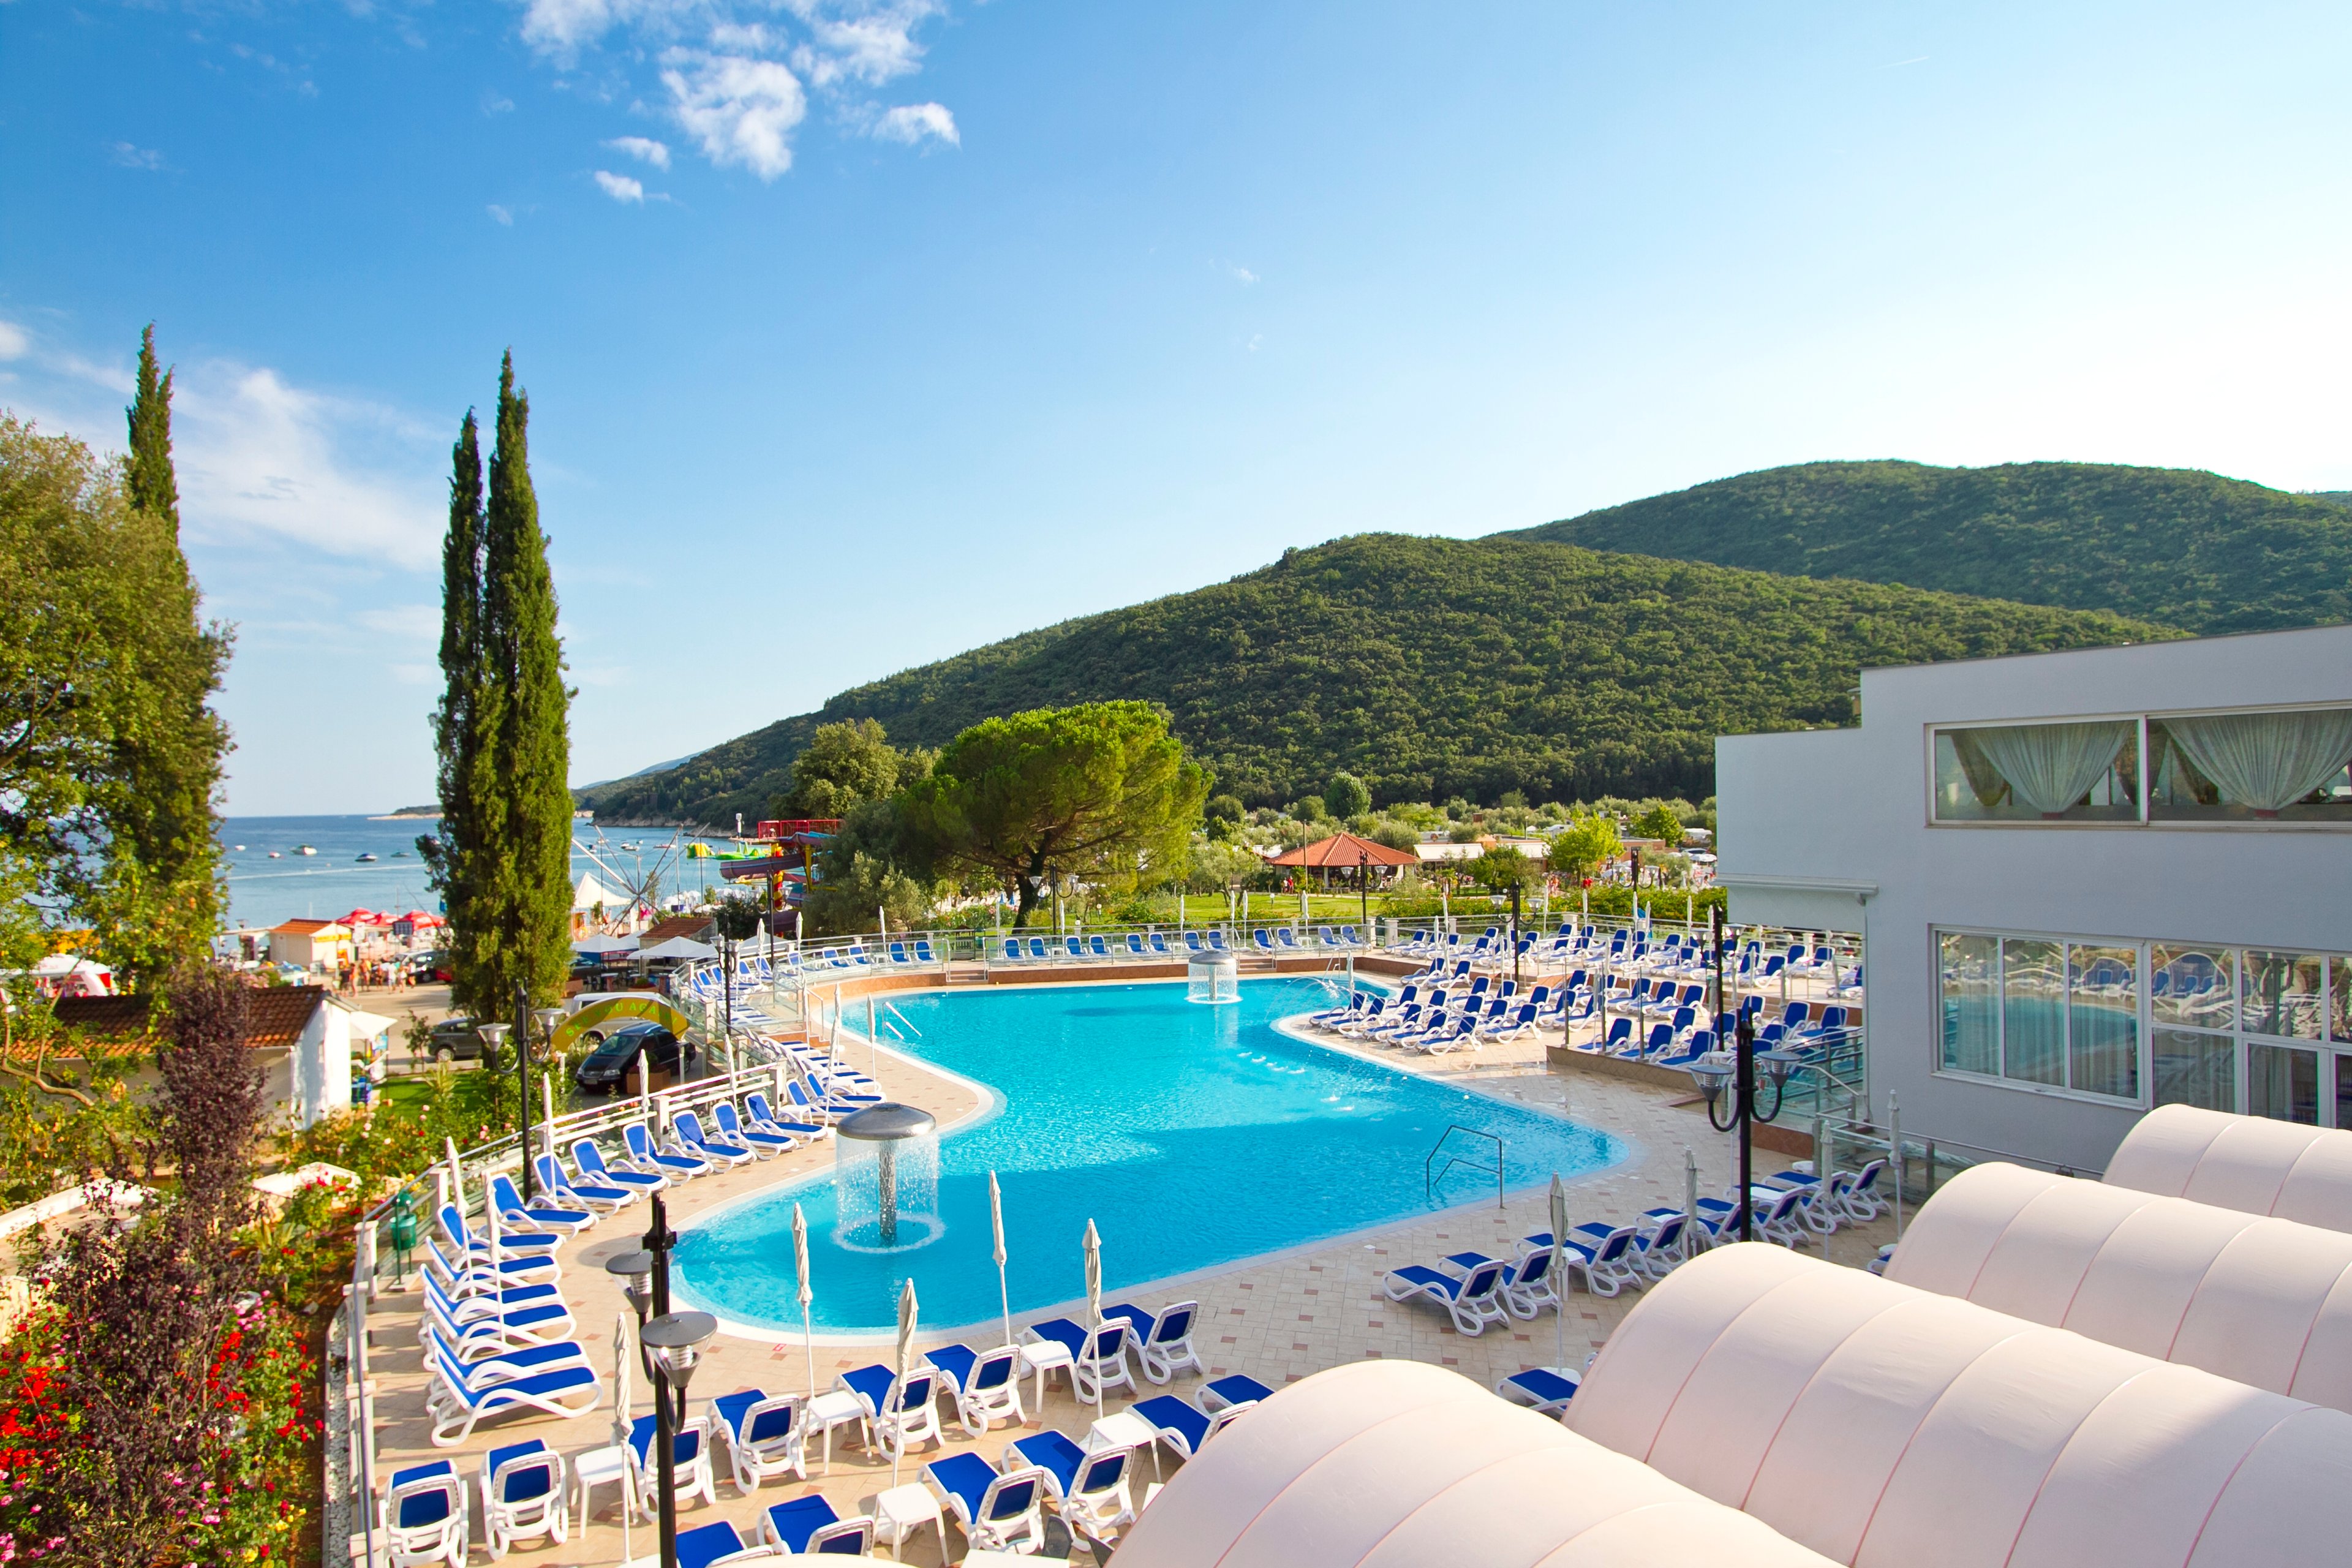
[1686,1009,1798,1243]
[608,1194,703,1568]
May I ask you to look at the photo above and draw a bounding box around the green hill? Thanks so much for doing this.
[1505,461,2352,635]
[580,533,2166,825]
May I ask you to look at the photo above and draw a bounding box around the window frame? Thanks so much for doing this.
[1932,927,2352,1125]
[1925,701,2352,831]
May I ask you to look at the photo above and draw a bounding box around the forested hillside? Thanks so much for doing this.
[580,533,2165,825]
[1507,461,2352,635]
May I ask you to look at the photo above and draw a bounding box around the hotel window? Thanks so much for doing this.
[1936,930,2138,1102]
[1940,935,2352,1126]
[1931,705,2352,827]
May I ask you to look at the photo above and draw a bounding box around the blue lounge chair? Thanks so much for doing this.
[924,1453,1048,1556]
[1125,932,1148,957]
[1207,930,1230,952]
[1007,1430,1136,1536]
[670,1110,755,1169]
[743,1091,825,1142]
[1383,1256,1509,1335]
[488,1174,594,1238]
[922,1343,1023,1435]
[1027,1317,1133,1403]
[380,1460,467,1565]
[764,1495,873,1555]
[1275,927,1301,951]
[423,1267,574,1348]
[1126,1393,1248,1461]
[427,1358,603,1448]
[671,1520,758,1568]
[1001,937,1023,962]
[535,1152,635,1214]
[627,1411,716,1516]
[1200,1373,1272,1411]
[1104,1299,1202,1384]
[1150,932,1172,956]
[479,1439,565,1557]
[1089,934,1111,959]
[711,1100,793,1156]
[1251,928,1275,952]
[624,1122,709,1182]
[1183,930,1205,953]
[837,1364,940,1458]
[1063,935,1084,960]
[1496,1366,1580,1415]
[1556,1224,1642,1296]
[711,1388,805,1493]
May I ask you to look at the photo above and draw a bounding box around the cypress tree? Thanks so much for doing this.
[424,412,497,1016]
[93,324,227,985]
[126,324,179,533]
[478,354,572,1011]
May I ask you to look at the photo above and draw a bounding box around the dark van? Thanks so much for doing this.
[575,1022,683,1094]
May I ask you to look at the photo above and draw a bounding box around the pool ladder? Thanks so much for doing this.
[1425,1125,1505,1210]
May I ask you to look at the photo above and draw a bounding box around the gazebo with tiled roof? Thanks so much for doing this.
[1267,830,1419,888]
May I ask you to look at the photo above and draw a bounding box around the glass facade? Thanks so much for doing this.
[1933,706,2352,827]
[1937,930,2352,1125]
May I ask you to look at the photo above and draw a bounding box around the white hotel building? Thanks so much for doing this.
[1716,623,2352,1174]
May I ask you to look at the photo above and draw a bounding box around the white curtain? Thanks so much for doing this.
[2162,709,2352,815]
[1969,722,2132,816]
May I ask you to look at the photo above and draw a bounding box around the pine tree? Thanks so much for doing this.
[424,412,497,1016]
[478,354,572,1012]
[126,325,179,533]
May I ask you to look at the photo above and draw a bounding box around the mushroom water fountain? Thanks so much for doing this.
[834,1102,941,1250]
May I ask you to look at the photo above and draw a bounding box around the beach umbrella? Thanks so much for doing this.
[442,1136,464,1210]
[792,1202,816,1399]
[611,1313,635,1564]
[1548,1174,1570,1378]
[989,1171,1012,1350]
[1083,1218,1104,1411]
[891,1278,918,1488]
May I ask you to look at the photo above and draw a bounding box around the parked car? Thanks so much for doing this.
[425,1017,486,1063]
[575,1022,683,1095]
[409,951,454,984]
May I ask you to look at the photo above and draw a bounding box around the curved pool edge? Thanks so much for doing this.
[672,976,1636,1342]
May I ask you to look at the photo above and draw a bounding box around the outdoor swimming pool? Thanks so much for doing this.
[671,976,1627,1336]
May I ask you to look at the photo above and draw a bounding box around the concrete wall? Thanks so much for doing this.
[1717,624,2352,1172]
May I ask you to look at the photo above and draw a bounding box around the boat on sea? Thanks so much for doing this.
[232,843,246,851]
[268,851,282,859]
[356,852,378,863]
[295,845,317,856]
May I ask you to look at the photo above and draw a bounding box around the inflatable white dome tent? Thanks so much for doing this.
[1568,1244,2351,1567]
[1110,1359,1837,1568]
[1885,1161,2352,1411]
[2104,1103,2352,1232]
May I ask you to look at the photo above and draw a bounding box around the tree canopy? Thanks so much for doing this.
[772,718,929,819]
[0,410,229,987]
[898,701,1208,925]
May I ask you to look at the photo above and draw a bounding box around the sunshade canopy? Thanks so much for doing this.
[636,936,718,961]
[2104,1104,2352,1234]
[1570,1243,2352,1568]
[1113,1359,1836,1568]
[1266,831,1419,869]
[1888,1161,2352,1412]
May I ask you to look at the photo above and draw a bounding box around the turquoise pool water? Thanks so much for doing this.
[671,978,1626,1335]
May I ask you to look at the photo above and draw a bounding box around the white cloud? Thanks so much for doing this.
[594,169,647,202]
[173,368,445,569]
[663,52,806,179]
[516,1,950,178]
[871,101,956,146]
[605,134,673,169]
[1229,265,1259,285]
[0,320,28,360]
[487,203,515,225]
[109,141,165,170]
[483,91,517,115]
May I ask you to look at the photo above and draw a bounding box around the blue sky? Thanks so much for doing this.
[4,1,2348,816]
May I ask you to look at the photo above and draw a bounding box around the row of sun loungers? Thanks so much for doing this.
[383,1291,1253,1564]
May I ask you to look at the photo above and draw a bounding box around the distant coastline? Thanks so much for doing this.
[373,807,442,820]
